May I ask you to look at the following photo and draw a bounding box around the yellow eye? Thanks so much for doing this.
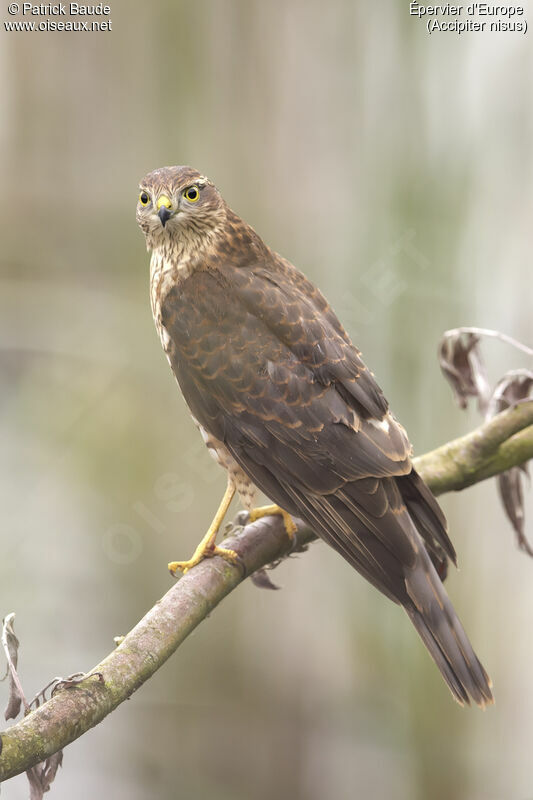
[184,185,200,203]
[139,191,150,206]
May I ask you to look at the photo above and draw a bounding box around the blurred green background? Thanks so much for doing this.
[1,1,532,798]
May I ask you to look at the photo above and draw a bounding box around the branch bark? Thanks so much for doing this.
[415,400,533,494]
[1,402,532,783]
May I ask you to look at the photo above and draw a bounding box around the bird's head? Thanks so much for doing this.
[136,165,225,250]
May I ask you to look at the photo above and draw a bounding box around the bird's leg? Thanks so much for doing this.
[248,504,297,542]
[168,479,238,575]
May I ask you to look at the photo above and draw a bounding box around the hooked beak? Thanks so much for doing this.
[158,206,172,227]
[156,195,173,228]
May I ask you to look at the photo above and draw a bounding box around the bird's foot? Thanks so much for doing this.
[169,479,239,576]
[248,504,297,542]
[168,543,239,576]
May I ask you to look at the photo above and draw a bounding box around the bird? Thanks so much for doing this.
[136,165,493,707]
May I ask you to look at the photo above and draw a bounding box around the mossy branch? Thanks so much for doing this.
[415,400,533,494]
[1,402,532,783]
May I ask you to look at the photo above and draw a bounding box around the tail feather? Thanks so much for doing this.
[249,456,493,707]
[405,550,493,707]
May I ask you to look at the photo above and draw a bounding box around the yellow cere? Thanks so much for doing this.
[156,195,172,210]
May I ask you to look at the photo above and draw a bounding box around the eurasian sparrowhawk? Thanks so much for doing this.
[136,165,493,707]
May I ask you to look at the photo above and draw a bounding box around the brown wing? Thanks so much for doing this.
[160,262,491,706]
[161,262,455,581]
[221,257,454,564]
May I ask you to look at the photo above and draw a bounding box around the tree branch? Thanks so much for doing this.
[414,400,533,494]
[1,402,532,783]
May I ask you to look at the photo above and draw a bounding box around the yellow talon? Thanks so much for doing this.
[248,504,297,541]
[169,479,238,576]
[168,545,239,576]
